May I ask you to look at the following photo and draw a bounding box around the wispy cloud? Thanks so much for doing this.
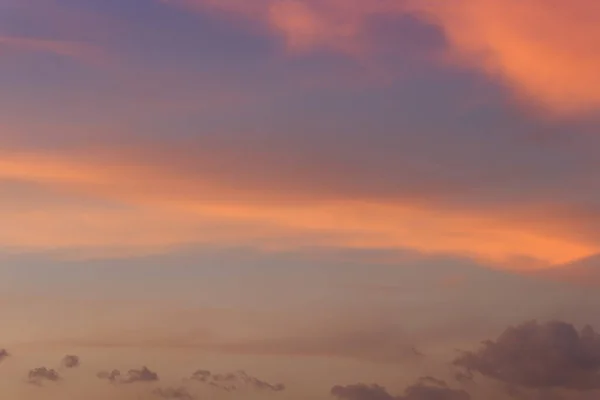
[164,0,404,56]
[0,149,595,266]
[0,35,106,64]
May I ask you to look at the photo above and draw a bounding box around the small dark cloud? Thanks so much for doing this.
[97,369,121,383]
[189,369,284,392]
[332,377,470,400]
[400,379,470,400]
[410,346,424,357]
[418,376,448,387]
[97,366,159,384]
[0,349,9,362]
[153,387,195,400]
[190,369,211,382]
[453,320,600,390]
[331,384,394,400]
[61,355,80,368]
[28,367,60,385]
[124,366,159,383]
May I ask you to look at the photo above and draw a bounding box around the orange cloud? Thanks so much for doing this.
[0,150,596,267]
[411,0,600,114]
[170,0,600,113]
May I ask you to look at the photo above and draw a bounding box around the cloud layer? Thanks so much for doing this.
[1,148,597,268]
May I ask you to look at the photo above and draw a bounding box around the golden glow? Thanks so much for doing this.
[0,151,595,267]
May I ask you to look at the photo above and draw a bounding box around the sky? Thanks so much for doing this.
[2,1,600,400]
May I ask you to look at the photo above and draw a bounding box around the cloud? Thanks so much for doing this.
[189,370,211,382]
[332,384,394,400]
[167,0,600,114]
[120,366,159,384]
[153,387,195,400]
[331,383,395,400]
[61,354,80,368]
[188,369,284,392]
[453,370,474,385]
[164,0,394,55]
[331,377,470,400]
[453,320,600,390]
[97,366,159,384]
[27,367,60,385]
[97,369,122,383]
[0,35,106,64]
[532,254,600,287]
[410,0,600,114]
[0,149,596,267]
[399,380,470,400]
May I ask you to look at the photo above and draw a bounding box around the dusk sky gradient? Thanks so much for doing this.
[2,1,600,400]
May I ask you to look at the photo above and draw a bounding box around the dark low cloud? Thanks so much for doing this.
[28,367,60,385]
[189,369,284,392]
[453,320,600,390]
[332,384,394,400]
[0,349,9,362]
[190,369,211,382]
[61,354,80,368]
[97,366,159,384]
[125,366,159,383]
[97,369,121,383]
[153,387,195,400]
[400,380,470,400]
[332,377,470,400]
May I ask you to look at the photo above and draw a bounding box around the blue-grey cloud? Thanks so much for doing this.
[61,354,80,368]
[27,367,60,385]
[332,377,470,400]
[189,369,284,392]
[153,386,195,400]
[454,321,600,390]
[98,366,159,384]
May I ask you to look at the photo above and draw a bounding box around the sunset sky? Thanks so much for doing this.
[2,1,600,400]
